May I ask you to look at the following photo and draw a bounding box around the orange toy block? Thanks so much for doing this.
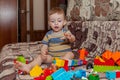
[111,51,120,62]
[78,48,88,60]
[102,50,112,60]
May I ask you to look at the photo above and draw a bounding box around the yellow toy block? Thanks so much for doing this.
[30,65,43,77]
[95,56,105,62]
[55,58,65,67]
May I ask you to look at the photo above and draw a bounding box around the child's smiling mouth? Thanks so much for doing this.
[54,26,59,29]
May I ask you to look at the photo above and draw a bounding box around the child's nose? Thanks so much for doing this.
[55,21,58,25]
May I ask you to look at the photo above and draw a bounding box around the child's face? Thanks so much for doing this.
[48,13,66,32]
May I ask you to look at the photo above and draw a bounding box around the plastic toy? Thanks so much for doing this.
[78,48,88,60]
[101,50,112,60]
[106,71,116,80]
[16,55,26,63]
[93,65,120,72]
[88,73,100,80]
[111,51,120,62]
[30,65,43,77]
[14,55,28,74]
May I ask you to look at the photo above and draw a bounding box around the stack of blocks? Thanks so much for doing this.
[94,50,120,72]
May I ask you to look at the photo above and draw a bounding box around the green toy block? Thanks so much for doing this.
[88,74,100,80]
[46,75,53,80]
[94,65,120,72]
[17,55,26,63]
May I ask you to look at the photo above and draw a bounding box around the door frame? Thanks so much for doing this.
[19,0,48,42]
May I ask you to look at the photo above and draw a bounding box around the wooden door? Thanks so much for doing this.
[30,0,48,41]
[19,0,27,42]
[19,0,48,42]
[0,0,17,50]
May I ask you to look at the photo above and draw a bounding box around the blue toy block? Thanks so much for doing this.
[67,71,75,79]
[106,71,116,79]
[75,69,86,78]
[51,68,65,79]
[51,68,71,80]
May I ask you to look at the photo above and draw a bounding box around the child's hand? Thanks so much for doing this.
[64,31,75,42]
[41,45,48,56]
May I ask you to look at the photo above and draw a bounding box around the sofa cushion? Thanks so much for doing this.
[66,0,120,21]
[68,21,120,57]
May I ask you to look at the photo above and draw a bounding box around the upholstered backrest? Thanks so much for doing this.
[67,21,120,57]
[66,0,120,21]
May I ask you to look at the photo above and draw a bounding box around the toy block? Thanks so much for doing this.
[71,60,76,66]
[30,65,43,77]
[51,68,72,80]
[116,71,120,78]
[95,56,105,62]
[111,51,120,62]
[88,73,100,80]
[94,59,114,66]
[51,68,66,79]
[63,60,68,71]
[34,74,46,80]
[93,65,120,72]
[104,59,114,66]
[116,59,120,66]
[67,71,75,79]
[44,68,54,76]
[77,60,87,66]
[74,69,86,78]
[45,75,53,80]
[102,50,112,60]
[68,60,72,66]
[55,58,65,67]
[94,59,104,65]
[73,59,78,66]
[106,71,116,79]
[17,55,26,63]
[78,48,88,60]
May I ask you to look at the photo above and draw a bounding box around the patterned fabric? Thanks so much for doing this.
[0,41,42,80]
[67,21,120,57]
[66,0,120,21]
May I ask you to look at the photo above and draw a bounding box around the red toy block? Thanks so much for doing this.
[94,59,104,65]
[94,59,114,66]
[44,68,54,76]
[116,59,120,66]
[104,59,114,66]
[63,60,69,71]
[34,74,46,80]
[116,71,120,78]
[102,50,112,60]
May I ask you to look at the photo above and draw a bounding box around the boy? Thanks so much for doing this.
[15,7,75,73]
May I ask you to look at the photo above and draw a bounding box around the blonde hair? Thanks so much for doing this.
[48,7,65,19]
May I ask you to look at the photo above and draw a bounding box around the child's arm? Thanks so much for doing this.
[41,44,48,56]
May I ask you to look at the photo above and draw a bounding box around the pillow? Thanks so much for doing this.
[66,0,120,21]
[66,0,93,21]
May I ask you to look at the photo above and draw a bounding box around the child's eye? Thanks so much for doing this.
[58,20,62,22]
[51,21,55,23]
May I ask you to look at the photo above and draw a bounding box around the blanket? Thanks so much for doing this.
[0,41,42,80]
